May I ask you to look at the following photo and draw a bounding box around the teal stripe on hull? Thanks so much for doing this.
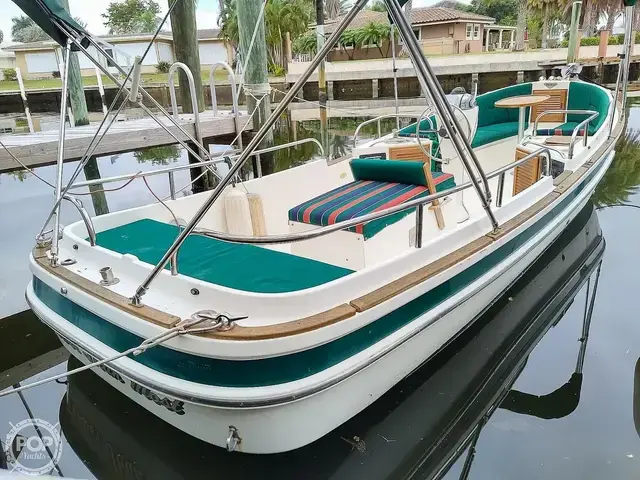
[33,161,604,388]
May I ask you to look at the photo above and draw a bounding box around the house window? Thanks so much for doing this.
[413,28,420,40]
[104,48,117,68]
[466,24,473,40]
[473,24,481,40]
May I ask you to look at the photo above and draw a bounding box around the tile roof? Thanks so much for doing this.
[324,7,494,33]
[412,7,494,24]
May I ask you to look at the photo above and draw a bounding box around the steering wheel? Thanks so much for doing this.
[415,105,474,162]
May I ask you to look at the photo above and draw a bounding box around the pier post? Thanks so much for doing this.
[82,157,110,216]
[15,68,34,133]
[328,81,334,100]
[60,0,89,127]
[517,71,524,84]
[237,0,275,174]
[169,0,204,113]
[567,1,583,63]
[372,78,379,98]
[169,0,208,186]
[316,0,330,158]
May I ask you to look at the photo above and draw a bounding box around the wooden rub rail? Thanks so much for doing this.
[32,118,622,342]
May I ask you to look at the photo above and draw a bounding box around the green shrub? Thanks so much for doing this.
[561,39,569,48]
[580,36,600,46]
[268,63,285,77]
[3,68,17,81]
[156,61,171,74]
[607,35,619,45]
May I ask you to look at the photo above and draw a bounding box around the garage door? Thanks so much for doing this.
[25,52,59,74]
[198,42,227,65]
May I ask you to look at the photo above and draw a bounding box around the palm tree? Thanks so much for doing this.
[603,0,623,31]
[356,22,391,56]
[219,0,312,70]
[515,0,527,50]
[264,0,313,70]
[338,29,360,59]
[326,0,341,19]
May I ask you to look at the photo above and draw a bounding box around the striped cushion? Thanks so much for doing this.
[536,121,597,137]
[288,172,456,239]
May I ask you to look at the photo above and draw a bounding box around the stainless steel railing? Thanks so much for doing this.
[168,62,202,144]
[352,114,432,147]
[62,195,96,247]
[189,147,551,246]
[209,61,242,150]
[532,109,598,159]
[68,138,324,190]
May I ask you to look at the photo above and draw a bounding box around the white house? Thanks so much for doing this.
[2,29,232,79]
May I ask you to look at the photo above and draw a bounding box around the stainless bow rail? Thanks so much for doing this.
[352,114,431,147]
[210,61,243,150]
[66,138,324,191]
[532,109,598,159]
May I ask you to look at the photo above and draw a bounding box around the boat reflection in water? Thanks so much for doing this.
[59,203,604,480]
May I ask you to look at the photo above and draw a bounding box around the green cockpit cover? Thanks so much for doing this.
[12,0,90,50]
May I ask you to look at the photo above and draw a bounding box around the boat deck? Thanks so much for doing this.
[95,219,354,293]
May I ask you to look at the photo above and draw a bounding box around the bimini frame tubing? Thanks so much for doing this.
[50,39,72,266]
[124,0,499,306]
[385,0,496,227]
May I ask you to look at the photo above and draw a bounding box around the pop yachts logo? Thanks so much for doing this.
[4,419,63,476]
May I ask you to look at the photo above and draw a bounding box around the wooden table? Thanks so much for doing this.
[494,94,550,142]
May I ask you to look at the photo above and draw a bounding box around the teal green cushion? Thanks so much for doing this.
[350,158,429,186]
[95,219,353,293]
[566,82,609,132]
[475,83,532,128]
[472,122,520,148]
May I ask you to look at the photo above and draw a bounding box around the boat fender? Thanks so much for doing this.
[224,188,253,236]
[247,193,267,236]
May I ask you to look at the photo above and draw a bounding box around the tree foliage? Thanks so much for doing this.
[468,0,517,25]
[592,129,640,207]
[355,21,391,56]
[102,0,161,35]
[11,16,49,43]
[220,0,312,70]
[294,21,395,59]
[368,0,387,12]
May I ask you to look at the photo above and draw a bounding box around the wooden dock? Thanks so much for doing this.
[0,109,252,174]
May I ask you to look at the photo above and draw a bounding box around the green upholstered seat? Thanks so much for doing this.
[472,83,533,148]
[471,122,520,148]
[536,82,609,137]
[95,219,354,293]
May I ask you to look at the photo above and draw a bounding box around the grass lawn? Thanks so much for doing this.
[0,70,277,92]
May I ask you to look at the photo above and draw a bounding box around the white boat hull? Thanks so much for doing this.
[25,147,612,453]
